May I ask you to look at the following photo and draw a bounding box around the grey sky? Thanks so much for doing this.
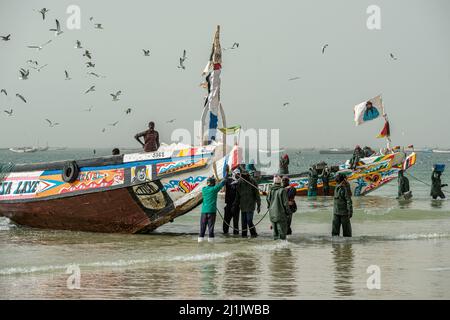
[0,0,449,149]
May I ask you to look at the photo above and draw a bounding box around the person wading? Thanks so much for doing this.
[332,173,353,237]
[199,176,226,242]
[321,166,331,196]
[307,166,318,197]
[431,167,447,200]
[233,170,261,238]
[282,176,297,235]
[134,121,160,152]
[267,175,290,240]
[223,168,240,235]
[279,154,290,174]
[397,169,412,200]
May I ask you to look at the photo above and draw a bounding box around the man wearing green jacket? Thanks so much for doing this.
[199,176,226,242]
[267,175,290,240]
[234,170,261,238]
[332,173,353,237]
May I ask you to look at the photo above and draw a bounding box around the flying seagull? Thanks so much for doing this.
[16,93,27,103]
[64,70,71,80]
[45,119,60,127]
[101,128,106,133]
[75,40,82,49]
[89,17,94,21]
[84,106,93,112]
[390,53,398,60]
[27,60,39,66]
[4,109,13,116]
[85,85,95,94]
[94,23,103,29]
[1,89,7,96]
[288,76,300,81]
[49,19,63,36]
[110,91,122,101]
[166,119,176,123]
[125,108,132,114]
[83,50,92,59]
[282,102,290,107]
[30,64,48,72]
[224,42,239,50]
[87,72,104,78]
[19,68,30,80]
[108,121,119,127]
[143,49,150,56]
[178,50,187,69]
[27,39,52,50]
[85,62,95,68]
[322,44,328,54]
[36,8,49,20]
[1,34,11,41]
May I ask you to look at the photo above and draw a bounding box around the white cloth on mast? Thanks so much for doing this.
[354,94,383,126]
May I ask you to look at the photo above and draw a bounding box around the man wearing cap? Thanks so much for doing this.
[234,170,261,238]
[199,176,226,242]
[332,173,353,237]
[267,176,290,240]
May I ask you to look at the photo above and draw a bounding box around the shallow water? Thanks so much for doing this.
[0,149,449,299]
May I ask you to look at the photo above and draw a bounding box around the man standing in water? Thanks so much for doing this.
[282,176,297,235]
[431,166,447,200]
[134,121,160,152]
[199,176,226,242]
[397,169,412,200]
[223,168,240,235]
[234,170,261,238]
[267,175,290,240]
[279,154,290,174]
[332,173,353,237]
[307,166,318,197]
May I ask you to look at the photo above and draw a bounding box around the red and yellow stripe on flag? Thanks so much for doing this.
[377,120,390,138]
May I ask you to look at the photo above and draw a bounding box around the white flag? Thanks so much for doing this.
[354,94,383,126]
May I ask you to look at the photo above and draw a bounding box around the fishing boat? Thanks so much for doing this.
[0,26,237,234]
[9,147,38,153]
[258,150,417,196]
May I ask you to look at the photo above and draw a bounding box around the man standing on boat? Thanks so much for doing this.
[234,170,261,238]
[332,173,353,237]
[134,121,160,152]
[349,145,364,169]
[199,176,226,242]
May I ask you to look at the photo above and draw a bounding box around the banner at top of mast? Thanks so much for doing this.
[201,26,224,145]
[354,94,383,126]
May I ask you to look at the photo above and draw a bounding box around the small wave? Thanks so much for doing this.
[252,240,292,251]
[391,233,450,240]
[167,252,231,262]
[0,217,15,231]
[426,267,450,272]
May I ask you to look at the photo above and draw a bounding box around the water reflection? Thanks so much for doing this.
[431,200,444,209]
[269,247,297,297]
[200,263,218,297]
[222,253,260,298]
[332,243,354,297]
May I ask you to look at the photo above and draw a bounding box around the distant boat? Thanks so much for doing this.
[54,147,67,151]
[433,149,450,154]
[9,147,38,153]
[319,148,353,155]
[39,143,49,151]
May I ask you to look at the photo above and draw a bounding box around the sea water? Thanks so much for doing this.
[0,149,449,299]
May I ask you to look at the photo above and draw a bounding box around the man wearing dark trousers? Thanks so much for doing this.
[223,168,240,235]
[332,173,353,237]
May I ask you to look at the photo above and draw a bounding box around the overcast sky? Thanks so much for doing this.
[0,0,449,149]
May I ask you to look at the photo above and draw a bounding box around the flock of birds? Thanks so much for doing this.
[0,7,212,134]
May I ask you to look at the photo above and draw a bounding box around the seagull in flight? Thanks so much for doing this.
[4,109,13,116]
[224,42,239,50]
[27,39,52,50]
[84,106,94,112]
[19,68,30,80]
[27,60,39,66]
[64,70,71,80]
[178,50,187,69]
[143,49,150,56]
[282,102,290,107]
[288,76,300,81]
[125,108,132,114]
[108,121,119,127]
[36,8,50,20]
[87,72,104,78]
[1,89,7,96]
[101,128,106,133]
[85,62,95,68]
[83,50,92,59]
[16,93,27,103]
[75,40,82,49]
[167,119,176,123]
[390,53,398,60]
[49,19,63,36]
[85,86,95,94]
[322,44,329,54]
[45,119,60,127]
[1,34,11,41]
[94,23,103,29]
[110,91,122,101]
[30,64,48,72]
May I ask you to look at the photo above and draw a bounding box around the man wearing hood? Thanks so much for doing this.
[267,175,290,240]
[332,173,353,237]
[223,167,240,235]
[397,169,412,200]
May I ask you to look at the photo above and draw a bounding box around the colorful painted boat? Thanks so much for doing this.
[258,151,417,196]
[0,143,237,233]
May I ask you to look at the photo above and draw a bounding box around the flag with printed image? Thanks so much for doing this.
[354,95,383,126]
